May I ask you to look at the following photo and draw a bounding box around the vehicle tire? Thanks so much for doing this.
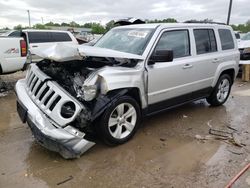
[206,74,232,106]
[98,95,141,145]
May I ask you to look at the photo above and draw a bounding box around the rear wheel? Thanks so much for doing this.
[206,74,232,106]
[99,96,141,145]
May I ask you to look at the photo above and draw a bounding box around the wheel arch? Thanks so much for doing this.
[91,87,143,121]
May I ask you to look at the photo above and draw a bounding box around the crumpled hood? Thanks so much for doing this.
[238,40,250,49]
[30,43,144,62]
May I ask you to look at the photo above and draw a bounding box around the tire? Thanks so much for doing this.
[98,95,141,145]
[206,74,232,106]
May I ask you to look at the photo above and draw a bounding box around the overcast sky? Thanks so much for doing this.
[0,0,249,28]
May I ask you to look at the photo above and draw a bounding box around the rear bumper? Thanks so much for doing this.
[15,79,95,159]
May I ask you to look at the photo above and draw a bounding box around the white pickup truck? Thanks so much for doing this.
[0,37,27,74]
[0,30,78,74]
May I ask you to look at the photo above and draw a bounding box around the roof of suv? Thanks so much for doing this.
[115,23,232,29]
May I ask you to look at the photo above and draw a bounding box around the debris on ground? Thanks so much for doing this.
[195,128,246,148]
[226,125,238,132]
[160,138,166,142]
[225,163,250,188]
[227,149,244,155]
[238,83,246,87]
[207,120,213,128]
[56,175,73,185]
[183,115,188,118]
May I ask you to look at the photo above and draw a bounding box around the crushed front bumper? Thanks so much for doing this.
[15,79,95,159]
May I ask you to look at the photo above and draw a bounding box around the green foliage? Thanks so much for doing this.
[13,24,23,30]
[69,21,80,27]
[231,20,250,33]
[105,20,115,31]
[146,18,177,23]
[33,24,46,29]
[91,23,106,34]
[45,22,60,26]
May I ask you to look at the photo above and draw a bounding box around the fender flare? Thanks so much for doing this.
[90,88,130,121]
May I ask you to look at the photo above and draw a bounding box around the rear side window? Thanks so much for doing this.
[219,29,234,50]
[155,30,190,58]
[51,32,72,42]
[28,32,72,43]
[194,29,217,55]
[28,32,51,43]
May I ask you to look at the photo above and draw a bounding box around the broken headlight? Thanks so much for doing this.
[82,85,97,101]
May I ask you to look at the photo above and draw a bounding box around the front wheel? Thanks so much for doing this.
[206,74,232,106]
[98,96,141,145]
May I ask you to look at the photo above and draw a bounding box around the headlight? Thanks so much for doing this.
[243,48,250,54]
[60,101,76,119]
[82,85,97,101]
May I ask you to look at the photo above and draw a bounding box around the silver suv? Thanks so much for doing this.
[15,23,239,158]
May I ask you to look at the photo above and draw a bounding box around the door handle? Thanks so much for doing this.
[212,58,220,63]
[182,64,193,69]
[32,45,38,48]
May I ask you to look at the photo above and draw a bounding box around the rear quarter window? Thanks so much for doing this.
[51,32,72,42]
[218,29,235,50]
[28,32,72,43]
[28,32,51,43]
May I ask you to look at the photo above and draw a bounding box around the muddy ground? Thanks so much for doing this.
[0,72,250,188]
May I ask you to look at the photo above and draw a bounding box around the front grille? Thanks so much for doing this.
[25,64,83,126]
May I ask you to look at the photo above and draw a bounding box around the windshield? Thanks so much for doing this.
[241,33,250,41]
[94,28,154,55]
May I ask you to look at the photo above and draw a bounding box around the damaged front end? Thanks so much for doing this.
[16,44,144,158]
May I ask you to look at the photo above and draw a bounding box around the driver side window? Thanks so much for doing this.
[155,30,190,59]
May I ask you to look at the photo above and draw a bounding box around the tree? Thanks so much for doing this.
[83,23,93,28]
[61,22,70,26]
[13,24,23,30]
[69,21,80,27]
[33,24,46,29]
[105,20,115,31]
[146,18,177,23]
[91,23,106,34]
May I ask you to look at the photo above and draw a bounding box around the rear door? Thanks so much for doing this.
[187,28,220,92]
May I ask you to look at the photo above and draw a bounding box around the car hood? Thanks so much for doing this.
[238,40,250,49]
[30,43,144,62]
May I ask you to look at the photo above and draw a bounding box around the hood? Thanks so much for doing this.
[238,40,250,49]
[30,43,144,62]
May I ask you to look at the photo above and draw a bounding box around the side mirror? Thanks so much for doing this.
[148,50,173,65]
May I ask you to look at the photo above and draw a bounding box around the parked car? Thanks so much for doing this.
[15,23,239,158]
[22,29,78,61]
[0,37,27,74]
[238,32,250,64]
[1,30,21,37]
[0,30,78,74]
[234,31,241,45]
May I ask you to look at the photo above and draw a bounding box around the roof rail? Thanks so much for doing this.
[184,20,227,25]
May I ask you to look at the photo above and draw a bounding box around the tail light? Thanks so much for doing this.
[20,40,27,57]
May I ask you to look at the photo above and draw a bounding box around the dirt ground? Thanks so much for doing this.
[0,72,250,188]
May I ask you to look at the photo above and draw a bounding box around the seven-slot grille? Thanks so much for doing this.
[25,64,83,126]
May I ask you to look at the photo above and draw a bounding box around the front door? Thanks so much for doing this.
[147,29,195,113]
